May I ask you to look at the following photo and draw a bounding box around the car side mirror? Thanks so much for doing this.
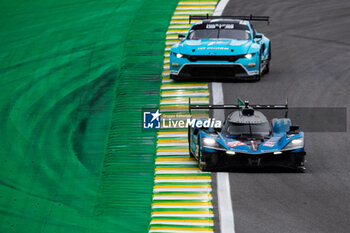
[288,125,300,134]
[255,34,262,39]
[214,127,221,132]
[178,34,185,39]
[206,127,221,133]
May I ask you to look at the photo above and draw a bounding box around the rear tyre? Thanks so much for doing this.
[264,43,271,74]
[264,62,270,74]
[297,167,306,173]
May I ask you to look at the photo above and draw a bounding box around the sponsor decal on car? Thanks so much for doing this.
[264,141,275,147]
[206,23,234,29]
[227,141,246,147]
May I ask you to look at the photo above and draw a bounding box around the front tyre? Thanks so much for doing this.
[170,74,180,81]
[252,52,262,81]
[196,137,207,171]
[188,126,194,158]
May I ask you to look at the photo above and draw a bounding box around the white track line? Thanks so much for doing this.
[213,0,229,16]
[216,173,235,233]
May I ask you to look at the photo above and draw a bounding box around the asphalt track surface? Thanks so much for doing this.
[210,0,350,232]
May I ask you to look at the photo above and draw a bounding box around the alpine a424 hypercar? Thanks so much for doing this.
[170,15,271,81]
[188,100,306,172]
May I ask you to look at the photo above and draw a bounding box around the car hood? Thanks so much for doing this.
[176,39,253,56]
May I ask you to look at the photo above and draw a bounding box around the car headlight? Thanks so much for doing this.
[203,137,216,145]
[245,53,253,59]
[176,53,183,58]
[283,138,304,151]
[202,137,226,151]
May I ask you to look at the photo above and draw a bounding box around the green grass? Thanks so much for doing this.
[0,0,178,232]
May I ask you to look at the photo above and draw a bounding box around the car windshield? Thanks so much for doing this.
[188,29,251,40]
[223,122,271,138]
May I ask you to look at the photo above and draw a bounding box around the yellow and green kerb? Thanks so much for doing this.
[149,1,219,232]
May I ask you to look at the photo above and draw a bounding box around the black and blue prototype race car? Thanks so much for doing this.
[188,100,306,172]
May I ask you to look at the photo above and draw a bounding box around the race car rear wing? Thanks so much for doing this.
[189,98,288,116]
[189,14,270,24]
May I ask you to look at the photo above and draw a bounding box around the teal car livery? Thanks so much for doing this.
[170,15,271,81]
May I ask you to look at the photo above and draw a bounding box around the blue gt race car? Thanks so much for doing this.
[170,15,271,81]
[188,100,306,172]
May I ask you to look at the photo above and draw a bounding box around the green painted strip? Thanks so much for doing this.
[93,1,180,233]
[0,0,183,233]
